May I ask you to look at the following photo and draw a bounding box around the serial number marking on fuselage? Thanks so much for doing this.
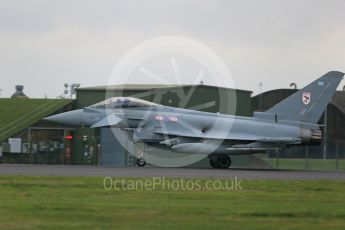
[154,115,178,122]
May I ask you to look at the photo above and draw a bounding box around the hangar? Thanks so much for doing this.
[0,84,254,167]
[73,84,252,166]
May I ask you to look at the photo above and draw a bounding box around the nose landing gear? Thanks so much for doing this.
[136,158,146,167]
[136,149,146,167]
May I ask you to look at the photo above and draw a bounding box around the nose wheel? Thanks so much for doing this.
[137,158,146,167]
[136,149,146,167]
[209,155,231,169]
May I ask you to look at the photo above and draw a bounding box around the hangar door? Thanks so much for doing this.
[100,128,127,166]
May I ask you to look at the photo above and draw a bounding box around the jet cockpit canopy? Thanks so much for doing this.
[89,97,157,109]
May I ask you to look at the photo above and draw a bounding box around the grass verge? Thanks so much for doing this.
[262,158,345,170]
[0,176,344,229]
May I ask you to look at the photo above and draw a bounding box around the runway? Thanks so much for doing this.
[0,164,344,180]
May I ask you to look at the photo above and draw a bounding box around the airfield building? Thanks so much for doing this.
[73,84,252,166]
[0,84,253,167]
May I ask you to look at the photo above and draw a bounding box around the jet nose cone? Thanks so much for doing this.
[44,109,83,126]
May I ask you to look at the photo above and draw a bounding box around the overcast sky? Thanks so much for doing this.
[1,0,345,98]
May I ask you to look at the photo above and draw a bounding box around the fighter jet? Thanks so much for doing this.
[45,71,344,168]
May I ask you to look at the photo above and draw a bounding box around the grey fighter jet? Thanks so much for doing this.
[45,71,344,168]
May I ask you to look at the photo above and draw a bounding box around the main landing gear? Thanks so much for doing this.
[209,155,231,169]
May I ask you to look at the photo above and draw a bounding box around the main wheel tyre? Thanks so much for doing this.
[217,156,231,169]
[137,158,146,167]
[209,159,218,168]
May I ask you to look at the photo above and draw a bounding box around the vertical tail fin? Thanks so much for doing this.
[265,71,344,123]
